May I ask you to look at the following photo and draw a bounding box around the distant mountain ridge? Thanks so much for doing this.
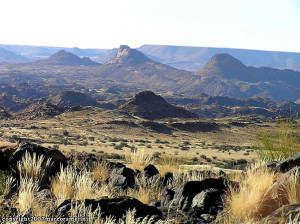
[33,50,100,66]
[0,47,30,63]
[138,45,300,71]
[2,44,300,71]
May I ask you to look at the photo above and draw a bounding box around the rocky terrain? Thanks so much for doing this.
[0,46,299,101]
[0,141,299,223]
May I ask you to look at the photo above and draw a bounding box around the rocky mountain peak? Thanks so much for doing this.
[208,53,246,68]
[106,45,150,66]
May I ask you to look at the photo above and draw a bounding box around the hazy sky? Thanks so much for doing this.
[1,0,300,52]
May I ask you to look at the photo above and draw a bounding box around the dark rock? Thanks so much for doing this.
[38,189,53,200]
[144,164,159,178]
[54,196,162,221]
[0,150,10,171]
[276,152,300,172]
[162,172,174,187]
[191,188,225,216]
[161,189,175,207]
[109,167,136,190]
[173,178,229,211]
[257,203,300,224]
[150,200,161,207]
[9,142,67,187]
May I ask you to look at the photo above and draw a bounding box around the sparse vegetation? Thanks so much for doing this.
[257,116,300,161]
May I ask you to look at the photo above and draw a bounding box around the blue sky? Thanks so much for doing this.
[1,0,299,52]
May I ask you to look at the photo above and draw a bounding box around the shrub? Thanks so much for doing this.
[257,115,299,161]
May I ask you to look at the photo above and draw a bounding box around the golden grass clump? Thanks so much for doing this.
[18,178,39,212]
[74,170,95,200]
[222,165,277,223]
[51,165,76,205]
[155,156,179,176]
[126,149,153,171]
[127,175,163,205]
[18,152,52,185]
[92,161,112,185]
[283,168,300,204]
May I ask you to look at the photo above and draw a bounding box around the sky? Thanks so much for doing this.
[0,0,300,52]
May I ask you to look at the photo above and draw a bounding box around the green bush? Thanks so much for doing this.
[257,115,299,161]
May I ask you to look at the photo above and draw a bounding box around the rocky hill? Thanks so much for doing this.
[95,45,192,89]
[0,47,30,63]
[118,91,196,120]
[138,44,300,72]
[32,50,100,66]
[47,91,100,108]
[180,54,300,101]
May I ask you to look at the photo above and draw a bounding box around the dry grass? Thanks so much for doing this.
[127,175,163,205]
[51,165,76,205]
[126,149,153,171]
[283,168,300,204]
[18,178,39,212]
[92,161,112,185]
[74,170,95,200]
[221,163,300,223]
[222,165,277,222]
[17,152,52,185]
[155,156,180,176]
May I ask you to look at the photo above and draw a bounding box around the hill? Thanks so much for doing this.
[96,45,192,90]
[47,91,100,108]
[0,47,30,63]
[182,54,300,101]
[32,50,100,66]
[138,44,300,71]
[118,91,196,120]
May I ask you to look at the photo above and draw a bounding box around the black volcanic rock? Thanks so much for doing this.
[33,50,100,66]
[47,91,100,108]
[118,91,196,120]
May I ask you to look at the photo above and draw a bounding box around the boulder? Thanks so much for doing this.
[173,178,229,211]
[143,164,159,178]
[191,188,225,216]
[9,142,67,187]
[161,189,175,207]
[54,196,162,221]
[257,203,300,224]
[276,152,300,172]
[162,172,174,187]
[109,167,135,190]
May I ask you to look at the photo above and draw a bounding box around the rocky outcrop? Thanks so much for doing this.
[54,196,163,221]
[118,91,197,120]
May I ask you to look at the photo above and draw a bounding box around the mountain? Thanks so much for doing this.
[183,54,300,101]
[296,98,300,104]
[32,50,100,66]
[96,45,192,90]
[47,91,100,108]
[0,44,109,60]
[138,44,300,71]
[118,91,196,119]
[0,47,30,63]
